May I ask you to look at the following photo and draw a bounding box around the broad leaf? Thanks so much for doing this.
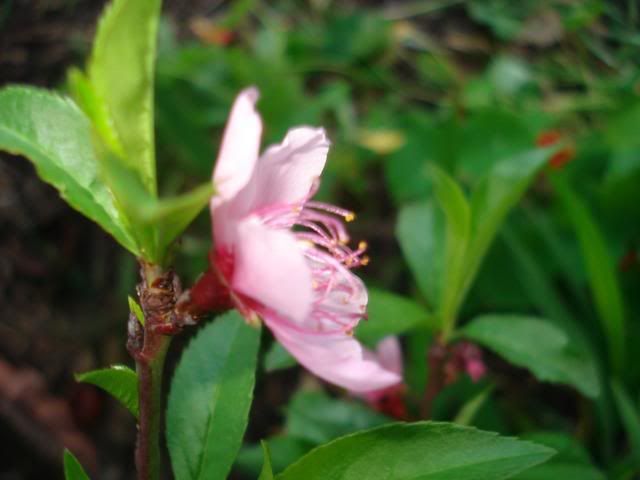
[167,311,261,480]
[276,422,555,480]
[396,200,446,308]
[551,175,626,374]
[462,315,599,398]
[76,365,138,418]
[356,288,431,345]
[63,449,90,480]
[0,86,138,255]
[89,0,162,194]
[285,391,390,445]
[429,165,471,329]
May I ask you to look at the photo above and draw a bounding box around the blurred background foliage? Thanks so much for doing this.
[1,0,639,478]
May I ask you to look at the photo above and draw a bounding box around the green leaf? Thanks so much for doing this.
[285,391,390,445]
[264,342,297,372]
[75,365,139,418]
[276,422,555,480]
[66,67,123,156]
[453,386,494,426]
[356,288,432,345]
[100,152,213,262]
[462,148,552,303]
[63,449,90,480]
[167,311,261,480]
[501,225,586,343]
[258,441,275,480]
[0,86,138,255]
[551,175,626,374]
[128,296,144,325]
[152,182,214,254]
[97,153,158,259]
[88,0,162,194]
[396,200,446,307]
[462,315,600,398]
[514,432,605,480]
[457,109,533,178]
[237,436,313,477]
[611,379,640,466]
[429,165,471,332]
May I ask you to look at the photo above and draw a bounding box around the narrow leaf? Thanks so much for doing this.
[429,165,471,329]
[167,311,261,480]
[276,422,555,480]
[154,182,214,254]
[611,379,640,466]
[258,441,275,480]
[551,175,626,374]
[0,86,138,255]
[128,296,144,325]
[76,365,138,417]
[501,225,586,344]
[462,315,600,398]
[66,67,123,157]
[454,386,494,426]
[462,148,552,300]
[89,0,162,194]
[63,449,90,480]
[100,152,212,260]
[236,436,313,478]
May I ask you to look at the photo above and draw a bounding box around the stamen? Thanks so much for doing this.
[306,200,355,220]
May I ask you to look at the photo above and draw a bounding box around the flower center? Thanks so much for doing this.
[250,183,369,335]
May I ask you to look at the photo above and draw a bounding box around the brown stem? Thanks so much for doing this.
[420,338,447,419]
[128,261,179,480]
[135,331,169,480]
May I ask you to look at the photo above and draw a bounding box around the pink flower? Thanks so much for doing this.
[355,336,408,419]
[191,87,401,393]
[359,336,404,402]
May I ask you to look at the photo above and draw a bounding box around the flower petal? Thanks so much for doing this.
[375,336,403,375]
[212,87,262,204]
[231,217,313,323]
[250,127,330,209]
[265,316,402,392]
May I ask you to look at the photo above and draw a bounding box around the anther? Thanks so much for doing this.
[345,212,355,222]
[361,256,370,266]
